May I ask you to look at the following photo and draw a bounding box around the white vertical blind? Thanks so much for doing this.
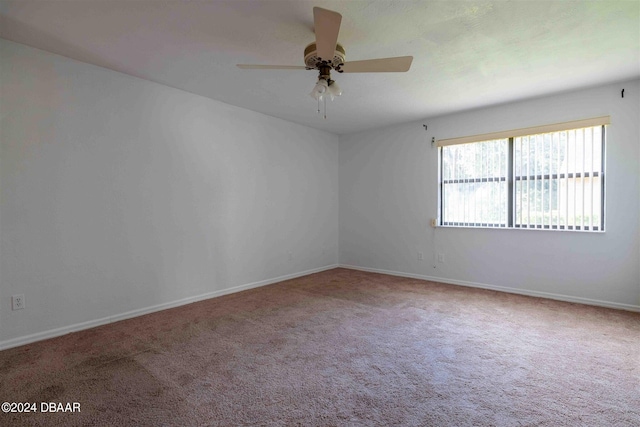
[513,125,604,230]
[440,119,605,231]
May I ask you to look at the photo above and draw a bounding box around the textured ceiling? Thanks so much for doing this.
[1,0,639,135]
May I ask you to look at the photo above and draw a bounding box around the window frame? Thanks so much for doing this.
[437,118,607,232]
[438,139,510,228]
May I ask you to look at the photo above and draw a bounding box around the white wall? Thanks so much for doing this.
[340,80,640,310]
[0,39,339,348]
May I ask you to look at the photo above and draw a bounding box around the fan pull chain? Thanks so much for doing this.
[324,97,327,119]
[316,97,328,119]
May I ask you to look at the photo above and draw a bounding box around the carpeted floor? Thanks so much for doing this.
[1,268,639,426]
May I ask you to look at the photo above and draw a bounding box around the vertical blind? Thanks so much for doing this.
[513,126,604,230]
[438,117,608,231]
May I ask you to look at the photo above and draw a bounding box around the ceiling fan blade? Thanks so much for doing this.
[341,56,414,73]
[313,7,342,62]
[236,64,307,70]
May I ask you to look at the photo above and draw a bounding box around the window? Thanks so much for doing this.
[438,117,608,231]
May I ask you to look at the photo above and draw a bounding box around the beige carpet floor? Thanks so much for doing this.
[1,268,639,426]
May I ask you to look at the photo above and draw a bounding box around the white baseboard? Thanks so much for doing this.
[0,264,340,351]
[339,264,640,313]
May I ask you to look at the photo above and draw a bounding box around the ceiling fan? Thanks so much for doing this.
[237,7,413,118]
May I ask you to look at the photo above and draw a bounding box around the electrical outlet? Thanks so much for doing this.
[12,294,25,310]
[437,253,445,263]
[418,251,424,261]
[288,251,293,261]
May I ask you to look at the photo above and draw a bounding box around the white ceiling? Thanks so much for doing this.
[1,0,639,135]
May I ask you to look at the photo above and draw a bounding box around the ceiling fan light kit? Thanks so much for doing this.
[310,78,342,119]
[237,7,413,119]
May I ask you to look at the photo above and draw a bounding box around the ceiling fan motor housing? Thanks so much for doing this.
[304,43,346,70]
